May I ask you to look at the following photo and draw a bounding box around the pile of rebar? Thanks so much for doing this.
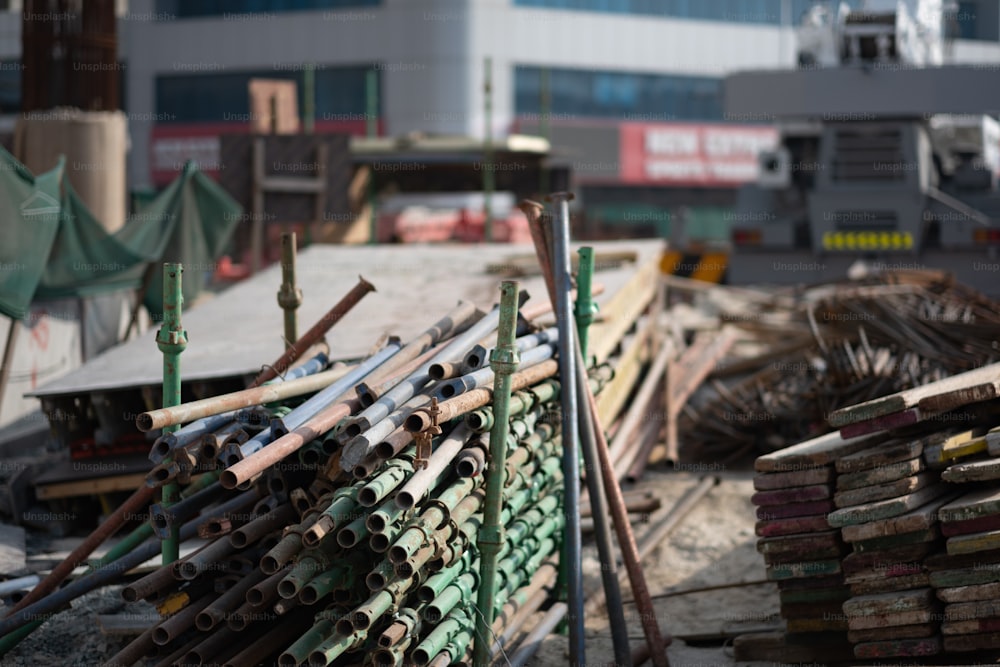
[0,204,674,667]
[679,272,1000,463]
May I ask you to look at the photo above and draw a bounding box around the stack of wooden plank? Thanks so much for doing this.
[930,428,1000,654]
[741,362,1000,663]
[749,431,885,661]
[826,434,956,659]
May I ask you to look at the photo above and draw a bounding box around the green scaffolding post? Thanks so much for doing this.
[157,263,187,564]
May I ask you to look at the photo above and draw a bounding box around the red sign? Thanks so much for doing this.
[620,122,778,186]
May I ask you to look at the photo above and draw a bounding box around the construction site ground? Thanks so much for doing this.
[1,469,777,667]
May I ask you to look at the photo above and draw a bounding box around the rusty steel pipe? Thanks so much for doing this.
[404,359,558,433]
[137,364,355,432]
[5,484,154,616]
[151,593,214,645]
[182,625,241,665]
[393,423,474,510]
[229,503,298,548]
[356,344,446,408]
[220,398,361,490]
[196,569,268,631]
[249,276,375,387]
[358,300,481,395]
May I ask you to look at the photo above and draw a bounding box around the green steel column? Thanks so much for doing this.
[483,56,494,242]
[277,232,302,349]
[573,246,597,362]
[367,68,378,245]
[157,263,187,564]
[473,280,520,667]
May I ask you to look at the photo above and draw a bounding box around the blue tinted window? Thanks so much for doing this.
[513,0,851,24]
[156,0,379,19]
[156,66,376,123]
[515,65,722,120]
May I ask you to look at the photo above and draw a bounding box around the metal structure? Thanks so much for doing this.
[725,0,1000,292]
[22,0,119,112]
[157,263,187,564]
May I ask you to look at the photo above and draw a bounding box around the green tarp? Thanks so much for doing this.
[0,147,242,320]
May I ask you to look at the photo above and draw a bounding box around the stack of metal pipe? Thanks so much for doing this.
[100,294,614,667]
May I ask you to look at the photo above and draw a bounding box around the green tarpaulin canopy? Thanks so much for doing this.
[0,147,242,320]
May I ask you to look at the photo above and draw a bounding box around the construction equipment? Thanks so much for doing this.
[725,0,1000,293]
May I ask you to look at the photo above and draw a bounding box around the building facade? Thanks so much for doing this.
[3,0,1000,236]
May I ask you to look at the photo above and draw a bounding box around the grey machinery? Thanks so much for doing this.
[724,0,1000,292]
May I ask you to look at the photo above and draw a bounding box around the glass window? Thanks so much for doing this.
[156,66,377,123]
[515,65,722,121]
[513,0,858,25]
[0,61,19,113]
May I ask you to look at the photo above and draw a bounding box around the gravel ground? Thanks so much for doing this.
[2,471,778,667]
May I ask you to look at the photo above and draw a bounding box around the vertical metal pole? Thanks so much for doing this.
[277,232,302,349]
[548,191,584,665]
[576,363,632,667]
[367,69,378,245]
[473,280,520,667]
[303,63,315,134]
[157,263,187,564]
[574,246,596,362]
[483,56,494,242]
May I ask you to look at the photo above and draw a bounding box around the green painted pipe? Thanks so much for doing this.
[304,483,362,546]
[414,607,473,666]
[473,280,520,667]
[157,263,188,565]
[359,455,413,507]
[435,623,474,666]
[309,629,364,666]
[298,564,350,605]
[425,570,478,623]
[418,550,473,603]
[280,617,335,665]
[574,246,597,361]
[0,620,40,656]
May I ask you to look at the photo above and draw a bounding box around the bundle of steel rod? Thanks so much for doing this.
[680,271,1000,464]
[75,287,630,667]
[742,359,1000,663]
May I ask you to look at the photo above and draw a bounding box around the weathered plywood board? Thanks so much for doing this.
[944,599,1000,621]
[929,567,1000,588]
[849,572,930,595]
[786,616,849,633]
[943,630,1000,652]
[941,617,1000,635]
[842,588,935,617]
[733,631,855,663]
[847,623,935,643]
[833,471,935,509]
[776,574,846,592]
[827,484,950,528]
[837,457,923,491]
[846,527,940,553]
[948,529,1000,556]
[755,515,831,538]
[842,544,932,576]
[939,487,1000,523]
[780,587,852,605]
[751,484,832,506]
[756,500,836,521]
[836,438,924,474]
[845,561,924,584]
[847,609,934,630]
[755,431,886,473]
[943,456,1000,483]
[764,545,846,566]
[841,493,957,543]
[828,362,1000,428]
[925,548,1000,571]
[937,581,1000,603]
[754,466,834,491]
[757,530,841,556]
[852,636,942,658]
[766,559,842,581]
[941,513,1000,538]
